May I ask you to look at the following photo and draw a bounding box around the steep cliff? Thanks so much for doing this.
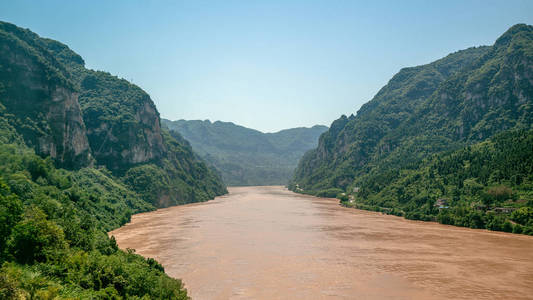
[0,22,91,168]
[0,20,227,206]
[78,70,166,172]
[39,37,167,173]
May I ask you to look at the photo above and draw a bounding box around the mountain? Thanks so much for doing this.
[162,119,328,186]
[291,24,533,234]
[0,21,226,207]
[0,22,91,169]
[0,20,227,298]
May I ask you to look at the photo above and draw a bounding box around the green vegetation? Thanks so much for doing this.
[314,188,345,198]
[291,24,533,235]
[0,142,188,298]
[345,130,533,234]
[0,20,226,206]
[163,119,328,186]
[0,20,227,298]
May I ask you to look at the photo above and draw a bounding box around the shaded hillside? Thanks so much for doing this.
[291,24,533,234]
[163,119,328,186]
[0,20,227,298]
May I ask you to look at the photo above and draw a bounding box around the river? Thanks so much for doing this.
[110,186,533,299]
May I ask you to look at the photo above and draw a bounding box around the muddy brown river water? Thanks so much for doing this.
[110,186,533,299]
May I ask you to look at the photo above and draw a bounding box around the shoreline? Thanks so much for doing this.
[290,188,533,238]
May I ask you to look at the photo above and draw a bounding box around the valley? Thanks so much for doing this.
[162,119,327,186]
[0,9,532,300]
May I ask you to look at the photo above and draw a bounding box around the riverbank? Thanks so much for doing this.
[290,186,533,236]
[110,186,533,300]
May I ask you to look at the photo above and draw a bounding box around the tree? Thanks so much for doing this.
[7,207,67,264]
[481,186,513,208]
[0,180,22,261]
[511,207,533,226]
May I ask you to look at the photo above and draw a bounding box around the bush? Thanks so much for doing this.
[502,221,513,233]
[467,212,485,229]
[337,194,349,202]
[437,212,455,225]
[315,188,344,198]
[482,185,513,207]
[485,215,505,231]
[0,263,23,299]
[7,207,67,264]
[512,224,523,234]
[511,207,533,226]
[0,185,23,260]
[522,226,533,235]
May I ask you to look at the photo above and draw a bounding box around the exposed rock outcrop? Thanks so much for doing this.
[0,20,227,206]
[0,24,91,168]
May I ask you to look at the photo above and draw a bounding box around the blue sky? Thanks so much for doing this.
[1,1,532,132]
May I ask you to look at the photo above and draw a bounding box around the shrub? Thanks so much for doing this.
[482,185,513,207]
[512,224,523,234]
[315,188,344,198]
[337,194,349,202]
[7,207,67,264]
[511,207,533,226]
[437,212,455,225]
[502,221,513,233]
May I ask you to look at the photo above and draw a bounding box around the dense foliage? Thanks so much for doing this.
[0,20,227,298]
[163,119,328,186]
[291,24,533,234]
[0,141,188,298]
[124,130,227,207]
[346,130,533,234]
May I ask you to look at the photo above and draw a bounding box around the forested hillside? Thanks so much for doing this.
[291,24,533,234]
[0,20,226,298]
[347,129,533,234]
[163,119,327,186]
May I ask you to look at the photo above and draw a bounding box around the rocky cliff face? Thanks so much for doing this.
[129,100,165,163]
[11,26,170,173]
[0,20,227,207]
[39,86,91,166]
[78,70,166,172]
[0,23,91,168]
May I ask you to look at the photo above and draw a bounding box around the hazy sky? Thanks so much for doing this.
[1,1,532,132]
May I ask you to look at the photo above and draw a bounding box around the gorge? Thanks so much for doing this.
[0,16,532,300]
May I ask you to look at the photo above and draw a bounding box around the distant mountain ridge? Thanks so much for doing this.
[163,119,328,186]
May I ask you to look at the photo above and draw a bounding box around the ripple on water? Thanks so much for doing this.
[110,186,533,300]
